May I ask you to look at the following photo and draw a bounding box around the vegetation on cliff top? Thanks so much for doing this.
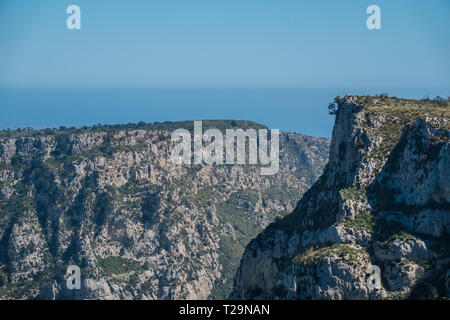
[0,120,268,139]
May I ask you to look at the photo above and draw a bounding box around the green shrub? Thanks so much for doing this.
[96,256,144,276]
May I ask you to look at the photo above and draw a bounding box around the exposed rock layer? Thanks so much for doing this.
[232,96,450,300]
[0,120,330,299]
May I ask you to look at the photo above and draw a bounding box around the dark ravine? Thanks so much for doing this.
[231,96,450,300]
[0,120,330,299]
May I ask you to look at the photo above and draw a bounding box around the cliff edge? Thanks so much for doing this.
[231,95,450,300]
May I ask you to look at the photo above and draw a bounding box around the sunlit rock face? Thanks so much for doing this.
[0,120,330,299]
[232,96,449,300]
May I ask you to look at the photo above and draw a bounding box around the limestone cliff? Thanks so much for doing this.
[231,96,450,300]
[0,120,329,299]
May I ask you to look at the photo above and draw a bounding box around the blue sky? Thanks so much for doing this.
[1,0,449,89]
[0,1,449,136]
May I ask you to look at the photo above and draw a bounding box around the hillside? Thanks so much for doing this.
[231,96,450,300]
[0,120,330,299]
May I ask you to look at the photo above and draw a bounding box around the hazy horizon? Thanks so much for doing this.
[1,1,449,137]
[1,87,448,138]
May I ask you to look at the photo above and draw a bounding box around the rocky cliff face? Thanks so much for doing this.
[0,120,329,299]
[232,96,450,300]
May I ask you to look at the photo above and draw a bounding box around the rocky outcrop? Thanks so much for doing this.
[0,120,330,299]
[232,96,449,300]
